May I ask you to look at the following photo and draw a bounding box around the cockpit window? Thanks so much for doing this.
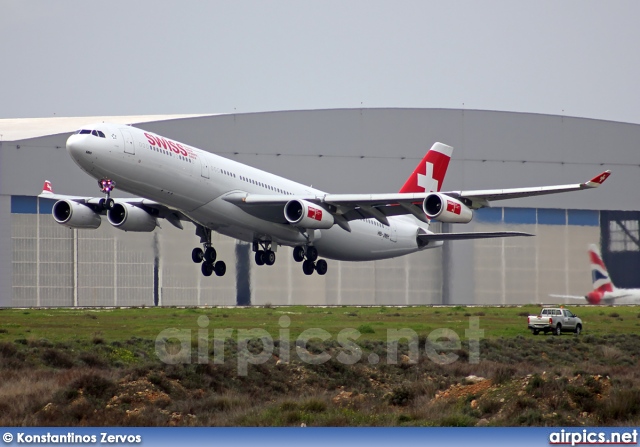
[75,129,106,138]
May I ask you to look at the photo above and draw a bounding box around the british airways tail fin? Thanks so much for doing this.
[589,244,616,293]
[399,142,453,193]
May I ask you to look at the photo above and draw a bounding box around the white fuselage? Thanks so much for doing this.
[600,289,640,305]
[65,123,437,261]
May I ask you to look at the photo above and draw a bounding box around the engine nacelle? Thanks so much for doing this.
[52,200,101,229]
[107,202,157,232]
[423,193,473,223]
[284,199,334,229]
[586,291,602,305]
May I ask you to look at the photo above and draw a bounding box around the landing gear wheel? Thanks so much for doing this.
[214,261,226,277]
[302,260,315,275]
[204,247,217,264]
[315,259,328,275]
[98,179,116,210]
[293,246,305,263]
[255,250,265,266]
[201,262,214,277]
[192,247,204,263]
[306,246,318,262]
[265,250,276,266]
[98,198,115,210]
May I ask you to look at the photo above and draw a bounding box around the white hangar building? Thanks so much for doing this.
[1,109,639,307]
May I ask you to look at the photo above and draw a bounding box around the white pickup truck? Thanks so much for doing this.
[527,307,583,335]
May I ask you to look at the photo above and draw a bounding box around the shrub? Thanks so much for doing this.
[517,409,544,426]
[300,399,327,413]
[280,401,298,411]
[515,397,537,410]
[525,374,545,393]
[42,348,74,369]
[79,352,107,368]
[69,373,116,400]
[439,413,475,427]
[479,398,502,416]
[596,388,640,422]
[568,385,598,413]
[0,341,18,357]
[388,386,414,406]
[357,324,375,334]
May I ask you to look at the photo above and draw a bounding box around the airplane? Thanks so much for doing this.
[39,123,611,278]
[551,244,640,304]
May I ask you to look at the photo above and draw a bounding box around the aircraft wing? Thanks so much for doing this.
[38,182,190,230]
[229,192,433,224]
[448,171,611,208]
[226,170,611,224]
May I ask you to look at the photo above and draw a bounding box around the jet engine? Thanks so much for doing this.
[284,199,334,229]
[423,194,473,223]
[585,291,602,305]
[107,202,157,232]
[52,200,101,229]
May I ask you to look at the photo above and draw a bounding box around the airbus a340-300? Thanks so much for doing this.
[40,124,610,277]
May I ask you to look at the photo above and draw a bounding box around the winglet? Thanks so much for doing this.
[584,170,611,188]
[41,180,53,195]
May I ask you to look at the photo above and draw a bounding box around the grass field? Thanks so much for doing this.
[2,304,639,343]
[1,304,640,427]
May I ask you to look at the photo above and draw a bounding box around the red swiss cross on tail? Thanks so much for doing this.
[399,143,453,193]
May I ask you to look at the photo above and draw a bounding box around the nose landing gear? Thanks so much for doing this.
[192,226,226,277]
[97,179,116,210]
[293,245,327,275]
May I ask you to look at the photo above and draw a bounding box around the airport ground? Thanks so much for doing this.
[1,305,639,426]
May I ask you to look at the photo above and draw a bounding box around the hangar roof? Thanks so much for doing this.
[0,114,218,141]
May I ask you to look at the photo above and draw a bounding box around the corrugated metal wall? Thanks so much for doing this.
[11,197,599,306]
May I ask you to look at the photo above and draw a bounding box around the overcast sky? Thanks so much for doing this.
[1,0,638,123]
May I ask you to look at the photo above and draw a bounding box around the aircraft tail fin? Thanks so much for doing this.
[399,142,453,193]
[589,244,615,293]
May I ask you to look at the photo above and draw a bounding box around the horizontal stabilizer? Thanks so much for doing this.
[549,294,587,300]
[417,231,533,242]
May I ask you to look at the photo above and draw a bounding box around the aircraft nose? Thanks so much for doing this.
[66,134,84,159]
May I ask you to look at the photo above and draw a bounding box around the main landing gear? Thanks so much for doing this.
[97,179,116,210]
[253,241,276,266]
[251,241,327,276]
[192,226,226,277]
[293,246,328,276]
